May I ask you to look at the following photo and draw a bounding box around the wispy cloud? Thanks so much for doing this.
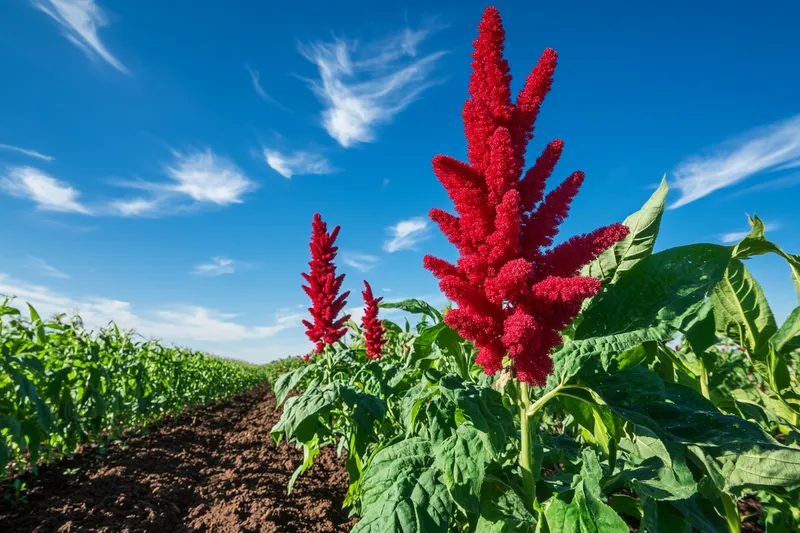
[111,149,257,216]
[299,22,447,147]
[264,149,334,178]
[1,166,90,214]
[342,252,379,272]
[719,222,781,244]
[0,144,53,161]
[32,0,128,75]
[0,273,303,344]
[383,217,430,252]
[110,197,162,217]
[28,256,69,279]
[165,149,256,204]
[727,173,800,198]
[670,114,800,209]
[192,257,239,277]
[245,64,291,112]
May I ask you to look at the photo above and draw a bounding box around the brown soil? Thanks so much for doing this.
[0,384,357,532]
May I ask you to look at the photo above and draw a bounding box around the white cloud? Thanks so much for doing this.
[670,114,800,209]
[0,273,304,345]
[192,257,238,277]
[28,256,69,279]
[245,64,291,112]
[382,288,392,292]
[727,173,800,198]
[383,217,430,252]
[164,149,256,205]
[342,252,379,272]
[0,144,54,161]
[719,222,781,244]
[299,23,446,147]
[1,166,90,214]
[264,149,334,178]
[110,197,162,217]
[32,0,128,74]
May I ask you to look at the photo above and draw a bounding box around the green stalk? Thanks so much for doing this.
[721,493,740,533]
[699,362,710,400]
[519,382,535,511]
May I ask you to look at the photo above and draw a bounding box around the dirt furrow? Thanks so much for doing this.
[0,384,356,532]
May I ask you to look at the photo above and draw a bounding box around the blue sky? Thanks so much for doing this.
[1,0,799,363]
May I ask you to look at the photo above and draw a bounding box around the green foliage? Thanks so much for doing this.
[0,298,277,477]
[272,187,800,531]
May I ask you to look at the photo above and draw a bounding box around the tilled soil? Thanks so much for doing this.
[0,384,357,532]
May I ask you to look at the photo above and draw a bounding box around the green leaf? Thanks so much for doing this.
[273,364,311,406]
[577,244,732,340]
[641,495,691,533]
[270,385,336,444]
[355,438,452,533]
[732,214,800,302]
[710,259,777,360]
[27,303,47,345]
[475,482,536,533]
[380,298,443,322]
[552,327,672,385]
[582,176,668,285]
[545,449,629,533]
[434,424,496,513]
[557,386,618,466]
[770,306,800,354]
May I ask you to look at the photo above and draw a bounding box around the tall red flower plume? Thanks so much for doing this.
[301,213,350,353]
[424,7,630,385]
[361,281,386,360]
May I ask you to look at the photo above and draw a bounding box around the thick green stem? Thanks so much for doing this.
[699,362,710,400]
[519,382,535,511]
[721,493,740,533]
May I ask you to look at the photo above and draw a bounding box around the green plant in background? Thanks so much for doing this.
[0,300,282,477]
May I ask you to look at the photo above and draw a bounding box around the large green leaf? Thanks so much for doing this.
[733,215,800,302]
[354,438,453,533]
[576,244,732,339]
[770,306,800,354]
[582,176,668,285]
[273,364,312,406]
[710,258,777,360]
[380,298,443,322]
[544,449,629,533]
[474,482,536,533]
[434,424,496,512]
[270,384,336,444]
[641,495,691,533]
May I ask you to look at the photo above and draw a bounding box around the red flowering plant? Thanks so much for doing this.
[301,213,350,355]
[361,281,386,360]
[423,5,629,508]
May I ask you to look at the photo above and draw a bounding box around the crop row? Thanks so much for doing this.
[0,299,285,477]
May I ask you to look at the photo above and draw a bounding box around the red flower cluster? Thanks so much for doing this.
[361,281,386,360]
[424,7,629,385]
[301,213,350,353]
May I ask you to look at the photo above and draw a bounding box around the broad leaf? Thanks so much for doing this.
[733,215,800,302]
[545,449,629,533]
[273,364,311,406]
[582,176,668,285]
[710,258,777,360]
[577,244,732,339]
[770,306,800,354]
[434,424,496,512]
[355,438,452,533]
[475,482,536,533]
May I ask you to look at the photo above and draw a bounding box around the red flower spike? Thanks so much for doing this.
[361,281,386,360]
[424,7,629,385]
[301,213,350,353]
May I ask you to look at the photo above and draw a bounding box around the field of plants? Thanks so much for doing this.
[3,5,800,533]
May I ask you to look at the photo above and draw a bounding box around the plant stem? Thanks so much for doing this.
[519,382,535,511]
[699,362,710,400]
[527,383,565,418]
[721,493,740,533]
